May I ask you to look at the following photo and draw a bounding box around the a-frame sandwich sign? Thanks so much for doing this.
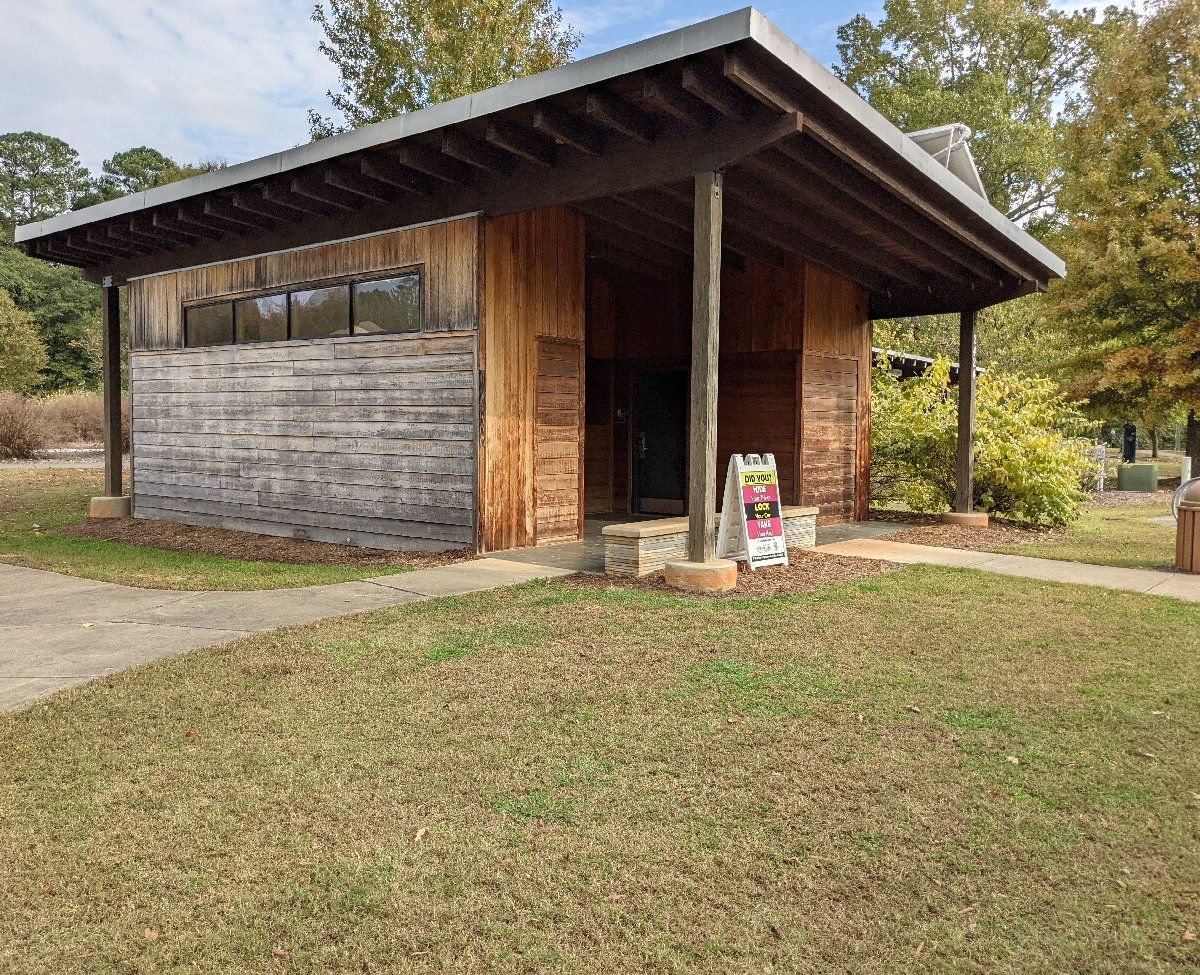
[716,453,789,570]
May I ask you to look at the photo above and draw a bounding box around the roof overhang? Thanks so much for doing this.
[15,7,1064,318]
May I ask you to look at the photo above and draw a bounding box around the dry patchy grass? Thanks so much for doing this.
[1,568,1197,973]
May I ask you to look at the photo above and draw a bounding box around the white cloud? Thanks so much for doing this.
[0,0,339,172]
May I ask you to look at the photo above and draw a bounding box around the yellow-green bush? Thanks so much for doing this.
[871,357,1094,525]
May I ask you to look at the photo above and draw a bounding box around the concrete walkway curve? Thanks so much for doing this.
[0,559,573,713]
[815,538,1200,602]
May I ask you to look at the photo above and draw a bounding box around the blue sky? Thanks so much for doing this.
[0,1,1089,174]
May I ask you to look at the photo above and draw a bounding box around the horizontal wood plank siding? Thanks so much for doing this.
[130,330,478,551]
[536,338,584,543]
[129,217,479,350]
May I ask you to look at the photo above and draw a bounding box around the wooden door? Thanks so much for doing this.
[535,338,584,544]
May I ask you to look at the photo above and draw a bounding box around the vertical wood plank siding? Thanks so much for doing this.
[479,206,586,551]
[800,264,871,523]
[535,338,584,543]
[127,218,480,551]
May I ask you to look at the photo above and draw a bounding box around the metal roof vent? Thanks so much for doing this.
[905,123,987,199]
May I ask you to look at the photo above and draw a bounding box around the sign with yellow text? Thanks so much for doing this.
[716,453,788,570]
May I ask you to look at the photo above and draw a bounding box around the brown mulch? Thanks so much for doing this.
[560,548,901,600]
[56,517,471,568]
[885,521,1060,550]
[1086,489,1173,508]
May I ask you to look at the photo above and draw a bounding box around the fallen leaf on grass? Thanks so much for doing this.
[271,946,291,959]
[143,928,158,941]
[605,893,628,902]
[185,728,198,738]
[1139,752,1157,759]
[1006,756,1020,765]
[81,622,94,629]
[414,827,428,842]
[1183,931,1196,943]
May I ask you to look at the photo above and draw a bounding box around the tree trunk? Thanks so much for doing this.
[1149,427,1159,459]
[1187,409,1200,464]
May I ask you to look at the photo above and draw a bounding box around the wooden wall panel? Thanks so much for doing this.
[536,339,584,543]
[800,263,871,523]
[130,331,478,550]
[479,205,585,551]
[717,354,799,505]
[129,217,479,350]
[720,253,805,354]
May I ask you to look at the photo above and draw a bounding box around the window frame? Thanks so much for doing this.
[181,264,424,349]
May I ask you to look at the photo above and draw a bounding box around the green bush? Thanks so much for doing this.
[871,357,1093,525]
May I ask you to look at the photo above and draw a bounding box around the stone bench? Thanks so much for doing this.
[602,506,819,577]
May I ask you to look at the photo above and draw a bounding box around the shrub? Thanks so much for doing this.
[871,357,1094,526]
[40,390,130,449]
[0,393,48,459]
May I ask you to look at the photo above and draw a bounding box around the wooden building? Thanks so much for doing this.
[15,9,1064,562]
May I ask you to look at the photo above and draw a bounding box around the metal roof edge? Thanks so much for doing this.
[15,8,756,244]
[747,9,1066,279]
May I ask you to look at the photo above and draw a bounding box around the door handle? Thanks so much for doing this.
[637,433,648,459]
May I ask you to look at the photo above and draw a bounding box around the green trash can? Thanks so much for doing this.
[1116,463,1158,492]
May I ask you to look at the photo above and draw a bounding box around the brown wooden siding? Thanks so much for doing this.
[130,332,477,550]
[536,338,584,543]
[801,264,871,523]
[479,205,586,551]
[717,354,799,505]
[128,217,479,350]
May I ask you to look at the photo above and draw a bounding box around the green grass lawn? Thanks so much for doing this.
[2,568,1197,973]
[0,468,410,590]
[990,502,1177,569]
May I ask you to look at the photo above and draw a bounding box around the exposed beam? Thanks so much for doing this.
[232,190,304,224]
[359,155,438,195]
[440,130,515,176]
[955,309,978,513]
[586,231,682,280]
[40,240,98,266]
[642,77,717,129]
[735,160,927,287]
[780,140,1001,283]
[616,189,785,267]
[138,214,206,245]
[204,197,277,230]
[687,170,722,563]
[323,164,399,204]
[289,172,363,211]
[83,110,802,283]
[261,183,337,217]
[388,142,475,185]
[532,102,606,155]
[67,234,125,259]
[575,199,692,255]
[586,89,658,142]
[104,224,160,252]
[171,205,242,236]
[722,52,797,114]
[86,230,138,257]
[681,61,758,121]
[486,118,557,167]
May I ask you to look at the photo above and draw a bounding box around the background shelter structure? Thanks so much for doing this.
[14,8,1064,568]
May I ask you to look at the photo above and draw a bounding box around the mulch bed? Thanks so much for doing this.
[560,548,900,599]
[1086,489,1173,508]
[56,517,471,568]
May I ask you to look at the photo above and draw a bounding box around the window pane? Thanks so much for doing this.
[353,274,421,335]
[290,286,350,339]
[185,303,233,347]
[235,293,288,343]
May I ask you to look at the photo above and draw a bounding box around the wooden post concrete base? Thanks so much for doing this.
[942,511,988,527]
[89,496,131,519]
[665,559,738,593]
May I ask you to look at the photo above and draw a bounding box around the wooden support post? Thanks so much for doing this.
[954,308,978,514]
[687,170,723,562]
[102,280,122,499]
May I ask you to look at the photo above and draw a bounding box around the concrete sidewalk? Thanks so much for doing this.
[0,559,573,713]
[815,538,1200,602]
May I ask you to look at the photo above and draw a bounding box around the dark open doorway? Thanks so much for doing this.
[633,369,688,515]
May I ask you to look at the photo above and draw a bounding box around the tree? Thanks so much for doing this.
[835,0,1126,223]
[73,147,226,208]
[0,132,89,241]
[0,289,48,394]
[1048,0,1200,459]
[308,0,580,138]
[0,246,101,391]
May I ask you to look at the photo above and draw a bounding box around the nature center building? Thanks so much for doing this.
[14,9,1064,567]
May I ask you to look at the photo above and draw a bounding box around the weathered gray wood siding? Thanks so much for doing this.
[127,219,480,551]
